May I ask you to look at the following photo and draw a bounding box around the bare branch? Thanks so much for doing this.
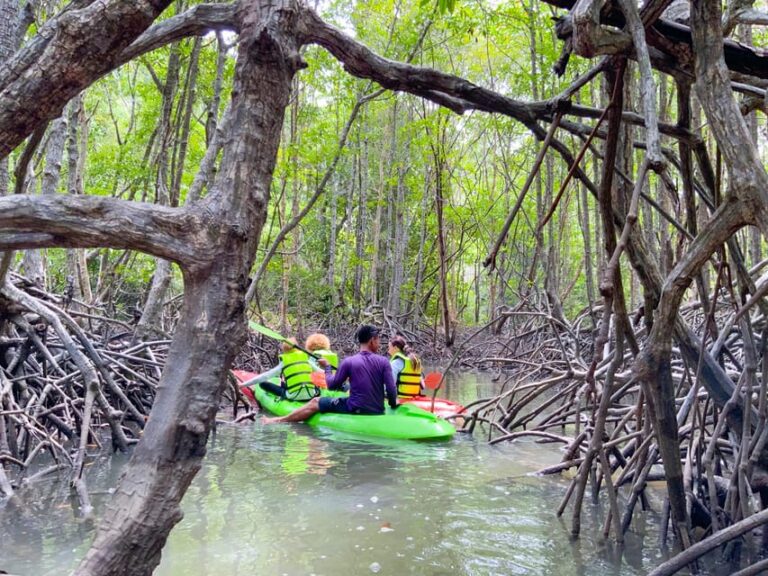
[733,8,768,27]
[117,3,238,67]
[0,0,174,159]
[571,0,631,57]
[0,195,203,265]
[302,8,552,127]
[617,0,664,168]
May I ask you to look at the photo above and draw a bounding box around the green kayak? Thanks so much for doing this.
[247,376,455,441]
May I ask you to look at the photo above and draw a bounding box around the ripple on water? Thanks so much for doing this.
[0,375,706,576]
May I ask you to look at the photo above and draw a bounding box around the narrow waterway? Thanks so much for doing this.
[0,373,730,575]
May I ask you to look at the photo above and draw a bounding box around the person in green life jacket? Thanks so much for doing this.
[388,335,424,398]
[240,337,323,401]
[262,324,398,424]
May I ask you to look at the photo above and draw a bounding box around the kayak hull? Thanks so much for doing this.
[233,370,455,441]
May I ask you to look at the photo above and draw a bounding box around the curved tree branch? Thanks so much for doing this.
[302,8,553,126]
[546,0,768,80]
[117,3,238,67]
[0,195,204,266]
[0,0,174,158]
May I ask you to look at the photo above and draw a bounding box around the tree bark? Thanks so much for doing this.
[75,1,304,574]
[66,95,93,305]
[0,0,20,196]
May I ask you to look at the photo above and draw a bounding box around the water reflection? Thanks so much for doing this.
[0,372,727,575]
[153,423,657,576]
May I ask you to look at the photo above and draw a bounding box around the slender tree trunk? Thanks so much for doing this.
[353,123,367,311]
[19,175,45,283]
[527,1,545,297]
[65,95,93,306]
[409,169,430,326]
[579,181,595,313]
[42,117,68,197]
[352,125,368,308]
[171,37,201,207]
[280,77,301,329]
[206,32,228,146]
[327,174,337,302]
[21,116,69,286]
[434,144,453,347]
[136,42,181,337]
[369,167,384,306]
[387,103,409,317]
[742,22,762,267]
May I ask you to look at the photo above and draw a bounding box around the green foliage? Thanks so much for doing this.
[422,0,458,15]
[31,0,618,331]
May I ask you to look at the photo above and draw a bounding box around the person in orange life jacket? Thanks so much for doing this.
[240,338,320,402]
[262,324,398,424]
[388,335,424,398]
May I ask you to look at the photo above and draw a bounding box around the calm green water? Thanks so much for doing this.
[0,372,716,575]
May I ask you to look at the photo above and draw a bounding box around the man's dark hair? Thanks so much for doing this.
[356,324,380,344]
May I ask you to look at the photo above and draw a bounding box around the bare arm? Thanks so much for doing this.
[240,364,282,386]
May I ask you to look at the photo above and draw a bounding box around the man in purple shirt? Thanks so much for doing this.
[262,325,398,424]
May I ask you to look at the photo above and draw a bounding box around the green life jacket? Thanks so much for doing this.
[312,349,338,370]
[391,352,421,397]
[280,349,317,401]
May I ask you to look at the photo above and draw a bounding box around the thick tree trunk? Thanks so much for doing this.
[75,2,302,573]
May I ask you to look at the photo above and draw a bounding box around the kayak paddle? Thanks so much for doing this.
[247,320,321,360]
[424,372,443,390]
[310,371,327,388]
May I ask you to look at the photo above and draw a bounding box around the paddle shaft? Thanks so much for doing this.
[248,321,321,361]
[424,372,444,414]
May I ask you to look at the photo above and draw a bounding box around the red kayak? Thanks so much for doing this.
[399,396,465,419]
[231,370,465,419]
[233,370,259,405]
